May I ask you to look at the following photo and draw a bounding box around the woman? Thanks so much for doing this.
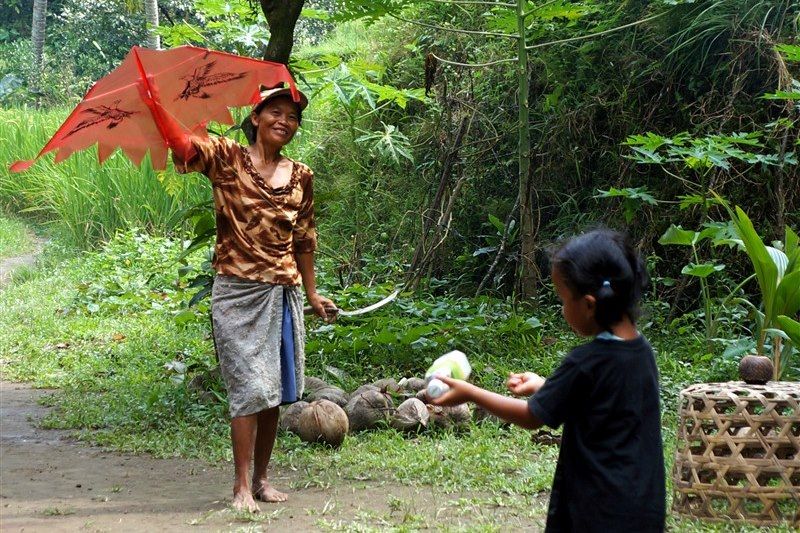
[173,85,335,512]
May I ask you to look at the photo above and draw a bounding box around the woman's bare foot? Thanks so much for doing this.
[232,488,260,513]
[252,478,288,502]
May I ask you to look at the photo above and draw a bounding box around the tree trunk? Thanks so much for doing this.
[31,0,47,102]
[516,0,537,300]
[260,0,305,64]
[144,0,160,50]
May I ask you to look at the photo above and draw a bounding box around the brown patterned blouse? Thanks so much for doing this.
[176,135,317,286]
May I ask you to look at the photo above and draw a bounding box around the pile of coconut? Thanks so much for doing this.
[279,375,477,447]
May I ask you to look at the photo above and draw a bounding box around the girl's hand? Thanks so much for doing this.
[506,372,545,396]
[429,376,474,407]
[307,292,337,323]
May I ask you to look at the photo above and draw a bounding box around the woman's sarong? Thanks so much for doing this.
[211,275,306,417]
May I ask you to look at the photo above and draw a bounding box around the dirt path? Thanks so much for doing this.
[2,381,545,532]
[0,236,44,287]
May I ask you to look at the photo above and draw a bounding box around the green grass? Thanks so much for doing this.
[0,230,796,531]
[0,215,34,259]
[0,107,211,248]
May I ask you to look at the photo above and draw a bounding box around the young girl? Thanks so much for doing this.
[431,228,665,532]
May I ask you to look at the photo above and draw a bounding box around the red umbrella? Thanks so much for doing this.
[11,45,299,172]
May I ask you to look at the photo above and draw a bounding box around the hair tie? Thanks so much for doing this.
[602,280,611,288]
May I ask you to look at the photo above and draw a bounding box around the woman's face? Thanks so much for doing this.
[251,97,300,147]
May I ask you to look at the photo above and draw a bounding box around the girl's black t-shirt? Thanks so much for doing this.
[528,335,665,533]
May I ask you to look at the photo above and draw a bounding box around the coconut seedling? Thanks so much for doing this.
[371,378,401,393]
[296,400,349,447]
[716,194,800,382]
[345,389,394,431]
[415,389,427,403]
[348,383,379,401]
[279,401,309,433]
[306,385,348,407]
[398,377,427,393]
[428,403,471,430]
[391,398,429,432]
[304,376,330,393]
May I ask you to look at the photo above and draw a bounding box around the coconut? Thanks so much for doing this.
[295,400,349,447]
[739,355,773,385]
[304,376,330,393]
[187,366,222,393]
[279,401,309,433]
[398,377,427,393]
[428,403,471,430]
[306,386,348,407]
[345,390,394,432]
[371,378,401,393]
[415,389,429,403]
[391,398,429,432]
[349,384,379,401]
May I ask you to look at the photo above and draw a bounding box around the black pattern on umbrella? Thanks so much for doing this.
[176,61,248,100]
[65,101,138,138]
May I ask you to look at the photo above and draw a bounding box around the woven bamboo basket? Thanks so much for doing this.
[672,382,800,526]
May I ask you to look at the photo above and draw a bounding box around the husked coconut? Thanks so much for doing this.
[391,398,429,432]
[306,386,348,407]
[280,401,309,432]
[348,384,379,401]
[296,400,349,447]
[428,403,471,430]
[304,376,329,393]
[371,378,401,393]
[345,390,394,431]
[398,377,427,393]
[415,389,429,403]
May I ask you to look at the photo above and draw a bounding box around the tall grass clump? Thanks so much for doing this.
[0,107,211,248]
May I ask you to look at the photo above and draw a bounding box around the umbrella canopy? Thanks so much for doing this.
[11,45,299,172]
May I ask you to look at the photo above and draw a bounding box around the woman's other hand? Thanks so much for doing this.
[307,292,337,322]
[506,372,545,396]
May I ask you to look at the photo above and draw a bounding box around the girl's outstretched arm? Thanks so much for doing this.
[430,376,543,430]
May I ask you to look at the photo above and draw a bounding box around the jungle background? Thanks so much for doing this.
[0,0,798,530]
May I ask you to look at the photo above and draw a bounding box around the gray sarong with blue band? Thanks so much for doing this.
[211,275,306,418]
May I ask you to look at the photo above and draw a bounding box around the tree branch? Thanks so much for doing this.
[391,13,519,39]
[260,0,304,64]
[432,0,515,7]
[525,12,666,50]
[477,195,519,295]
[430,52,518,67]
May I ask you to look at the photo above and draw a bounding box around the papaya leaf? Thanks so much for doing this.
[681,263,725,278]
[659,225,699,246]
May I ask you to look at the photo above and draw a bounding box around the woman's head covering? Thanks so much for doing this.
[241,85,308,144]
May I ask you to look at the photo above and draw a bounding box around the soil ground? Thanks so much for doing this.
[0,380,545,532]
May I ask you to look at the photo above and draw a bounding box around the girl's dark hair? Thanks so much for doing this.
[550,228,649,331]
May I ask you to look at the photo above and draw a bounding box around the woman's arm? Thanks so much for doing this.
[431,376,543,430]
[296,251,335,321]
